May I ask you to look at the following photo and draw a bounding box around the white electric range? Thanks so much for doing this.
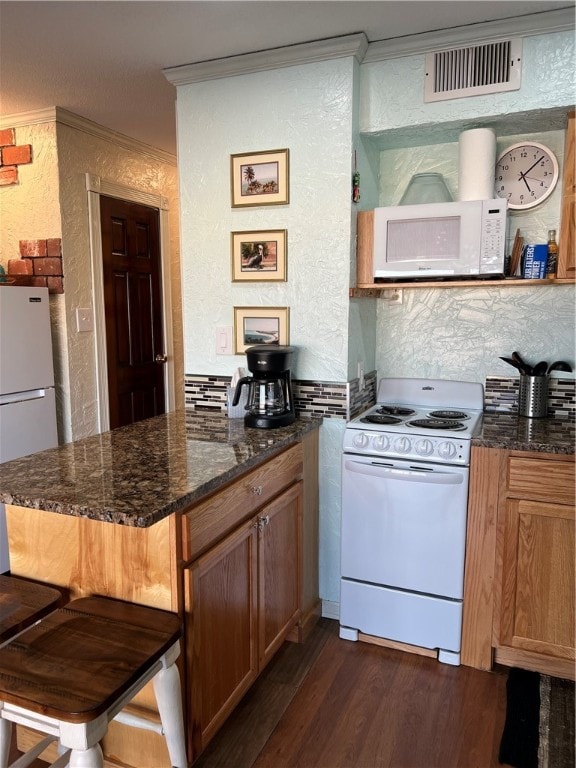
[340,378,484,665]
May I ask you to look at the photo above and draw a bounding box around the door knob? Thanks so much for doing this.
[155,353,168,363]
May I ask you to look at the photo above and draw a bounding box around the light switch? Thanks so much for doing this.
[216,326,233,355]
[76,308,93,332]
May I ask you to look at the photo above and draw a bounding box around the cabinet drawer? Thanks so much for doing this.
[182,443,303,562]
[507,456,575,505]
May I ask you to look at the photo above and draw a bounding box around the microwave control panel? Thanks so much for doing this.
[479,200,507,273]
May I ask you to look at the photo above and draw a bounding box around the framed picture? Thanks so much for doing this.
[231,229,287,282]
[231,148,289,207]
[234,306,289,354]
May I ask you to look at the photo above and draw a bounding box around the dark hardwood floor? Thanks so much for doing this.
[196,618,510,768]
[12,618,510,768]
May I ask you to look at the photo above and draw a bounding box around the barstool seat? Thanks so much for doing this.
[0,595,187,768]
[0,576,64,647]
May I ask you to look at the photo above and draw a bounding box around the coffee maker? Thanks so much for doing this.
[232,345,296,428]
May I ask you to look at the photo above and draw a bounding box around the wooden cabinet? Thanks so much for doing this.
[558,110,575,279]
[495,455,575,672]
[462,448,575,679]
[184,482,301,757]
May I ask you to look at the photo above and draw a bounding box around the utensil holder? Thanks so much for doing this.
[518,375,549,418]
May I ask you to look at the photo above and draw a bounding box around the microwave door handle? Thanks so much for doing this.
[344,459,464,485]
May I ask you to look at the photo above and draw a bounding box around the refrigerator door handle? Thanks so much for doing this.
[0,389,48,406]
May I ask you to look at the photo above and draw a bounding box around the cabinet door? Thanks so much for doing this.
[258,481,302,668]
[558,110,575,279]
[185,519,258,757]
[500,498,575,660]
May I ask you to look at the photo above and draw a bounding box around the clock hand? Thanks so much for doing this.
[519,172,532,192]
[522,155,545,176]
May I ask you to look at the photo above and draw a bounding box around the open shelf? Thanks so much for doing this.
[350,278,575,296]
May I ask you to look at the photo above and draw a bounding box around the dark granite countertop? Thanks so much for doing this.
[473,412,575,455]
[0,410,321,527]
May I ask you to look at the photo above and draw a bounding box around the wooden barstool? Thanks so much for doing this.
[0,595,187,768]
[0,575,64,647]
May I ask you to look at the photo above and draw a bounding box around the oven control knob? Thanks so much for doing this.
[394,436,411,454]
[415,439,434,456]
[438,441,457,460]
[353,432,370,449]
[373,434,390,452]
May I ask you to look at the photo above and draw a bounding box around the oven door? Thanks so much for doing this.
[341,454,469,600]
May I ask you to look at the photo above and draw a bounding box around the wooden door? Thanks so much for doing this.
[185,519,258,758]
[100,195,166,429]
[258,481,301,668]
[500,497,575,659]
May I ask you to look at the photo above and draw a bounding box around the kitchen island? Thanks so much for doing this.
[463,411,575,680]
[0,409,321,767]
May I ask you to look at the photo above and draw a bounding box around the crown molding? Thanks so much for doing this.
[0,107,176,166]
[163,32,368,86]
[363,7,575,62]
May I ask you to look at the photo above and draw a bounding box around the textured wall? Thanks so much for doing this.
[360,31,575,137]
[56,122,182,440]
[176,58,356,383]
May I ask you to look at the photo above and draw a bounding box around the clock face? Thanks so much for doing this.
[495,142,559,210]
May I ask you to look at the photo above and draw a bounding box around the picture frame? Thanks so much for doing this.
[231,229,287,282]
[231,149,289,207]
[233,306,289,354]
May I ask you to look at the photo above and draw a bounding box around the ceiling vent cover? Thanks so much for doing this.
[424,38,522,102]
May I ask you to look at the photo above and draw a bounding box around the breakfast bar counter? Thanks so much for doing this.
[0,409,321,768]
[0,409,320,526]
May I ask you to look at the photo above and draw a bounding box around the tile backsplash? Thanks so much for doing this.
[185,370,378,421]
[186,372,575,421]
[485,375,575,419]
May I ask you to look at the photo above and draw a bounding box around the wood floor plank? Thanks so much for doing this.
[252,621,509,768]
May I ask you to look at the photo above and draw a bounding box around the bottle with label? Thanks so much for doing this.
[546,229,558,278]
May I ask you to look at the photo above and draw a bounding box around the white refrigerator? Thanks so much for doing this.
[0,286,58,572]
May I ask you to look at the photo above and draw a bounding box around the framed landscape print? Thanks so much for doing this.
[234,307,289,354]
[231,229,287,282]
[231,149,289,207]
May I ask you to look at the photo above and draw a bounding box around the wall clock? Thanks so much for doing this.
[495,141,559,210]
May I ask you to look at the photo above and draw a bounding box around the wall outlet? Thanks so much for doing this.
[216,326,233,355]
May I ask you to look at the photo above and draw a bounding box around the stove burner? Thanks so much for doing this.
[429,410,470,421]
[377,405,416,417]
[407,418,467,431]
[361,414,403,425]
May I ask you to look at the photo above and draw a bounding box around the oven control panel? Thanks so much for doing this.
[343,429,471,465]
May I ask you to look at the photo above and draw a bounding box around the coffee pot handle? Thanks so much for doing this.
[232,376,252,406]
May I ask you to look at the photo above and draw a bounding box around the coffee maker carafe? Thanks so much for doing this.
[232,345,296,428]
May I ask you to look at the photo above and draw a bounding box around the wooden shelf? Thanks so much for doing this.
[350,278,575,296]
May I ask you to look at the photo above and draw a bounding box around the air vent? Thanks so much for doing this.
[424,38,522,102]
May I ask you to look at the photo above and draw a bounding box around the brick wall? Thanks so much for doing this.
[0,126,64,293]
[5,239,64,294]
[0,127,32,186]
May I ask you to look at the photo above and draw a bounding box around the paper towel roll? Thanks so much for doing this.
[458,128,496,201]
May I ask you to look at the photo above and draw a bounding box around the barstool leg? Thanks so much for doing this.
[68,743,103,768]
[153,662,187,768]
[0,717,10,768]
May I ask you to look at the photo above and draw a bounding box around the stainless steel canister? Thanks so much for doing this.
[518,374,549,418]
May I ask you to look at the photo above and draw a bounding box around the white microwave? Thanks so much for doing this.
[372,198,507,281]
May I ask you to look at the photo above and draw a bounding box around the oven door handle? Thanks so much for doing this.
[344,459,464,485]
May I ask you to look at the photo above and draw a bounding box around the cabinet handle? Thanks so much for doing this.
[257,515,270,531]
